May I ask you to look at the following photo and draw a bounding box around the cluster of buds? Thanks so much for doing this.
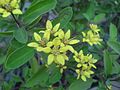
[82,24,102,46]
[28,20,101,81]
[74,50,97,81]
[0,0,22,17]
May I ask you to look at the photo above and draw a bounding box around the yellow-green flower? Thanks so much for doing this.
[73,50,97,81]
[56,65,67,73]
[82,24,102,46]
[75,69,94,81]
[89,24,100,33]
[82,31,102,46]
[46,20,60,34]
[0,0,22,17]
[27,32,51,53]
[54,29,80,52]
[47,46,68,65]
[40,20,60,40]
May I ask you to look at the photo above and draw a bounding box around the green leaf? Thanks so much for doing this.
[112,60,120,74]
[14,28,28,44]
[25,66,49,87]
[93,13,105,23]
[0,55,6,65]
[30,57,40,74]
[48,67,61,85]
[10,38,24,49]
[69,79,93,90]
[23,0,57,25]
[7,38,24,56]
[83,2,95,21]
[53,7,73,28]
[5,46,34,70]
[103,50,112,76]
[107,41,120,55]
[0,31,13,37]
[109,23,117,41]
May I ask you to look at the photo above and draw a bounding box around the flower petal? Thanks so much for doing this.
[65,30,70,39]
[60,47,68,52]
[43,30,50,41]
[47,41,53,47]
[69,40,80,44]
[81,75,86,81]
[2,11,11,17]
[46,20,52,30]
[58,29,64,39]
[53,23,60,32]
[27,42,39,48]
[0,8,5,13]
[47,54,54,65]
[34,32,41,41]
[36,47,43,52]
[53,37,61,46]
[57,55,65,65]
[12,9,22,14]
[42,47,51,53]
[62,54,68,61]
[66,45,75,53]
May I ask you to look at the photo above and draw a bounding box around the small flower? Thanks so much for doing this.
[47,46,68,65]
[82,31,102,46]
[40,20,60,40]
[73,50,97,81]
[55,29,80,52]
[89,24,100,33]
[27,32,51,53]
[82,24,102,46]
[0,0,22,17]
[46,20,60,34]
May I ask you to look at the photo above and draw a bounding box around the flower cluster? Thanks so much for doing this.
[28,20,100,81]
[0,0,22,17]
[74,50,97,81]
[28,20,79,73]
[82,24,102,46]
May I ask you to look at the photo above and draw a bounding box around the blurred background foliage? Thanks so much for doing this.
[0,0,120,90]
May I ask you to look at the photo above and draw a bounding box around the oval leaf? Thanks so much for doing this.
[109,23,117,41]
[94,13,105,23]
[53,7,73,28]
[103,50,113,76]
[5,46,34,69]
[25,66,49,87]
[23,0,57,25]
[69,79,93,90]
[107,41,120,55]
[14,28,28,44]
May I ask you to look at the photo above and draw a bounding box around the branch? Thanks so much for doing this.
[11,12,21,28]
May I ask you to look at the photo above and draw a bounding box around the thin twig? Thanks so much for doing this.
[11,12,21,28]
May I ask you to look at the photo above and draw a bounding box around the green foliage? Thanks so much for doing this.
[103,50,113,76]
[23,0,57,25]
[0,31,13,37]
[53,7,73,28]
[69,79,93,90]
[5,46,34,69]
[0,0,120,89]
[109,23,117,41]
[14,28,28,43]
[107,41,120,55]
[25,66,49,87]
[93,13,105,23]
[83,2,95,21]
